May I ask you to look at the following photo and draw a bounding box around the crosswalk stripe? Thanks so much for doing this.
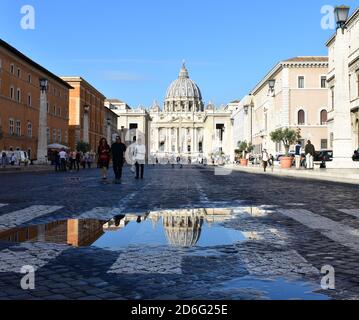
[278,209,359,252]
[339,209,359,219]
[0,205,63,230]
[79,207,124,220]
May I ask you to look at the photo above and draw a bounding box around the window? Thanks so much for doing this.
[27,122,32,137]
[28,93,32,107]
[28,74,32,83]
[10,87,14,99]
[321,139,328,149]
[9,119,14,135]
[298,110,305,125]
[53,105,56,115]
[53,129,57,143]
[330,132,334,148]
[64,130,68,144]
[16,89,21,102]
[10,64,14,74]
[321,76,327,88]
[216,124,225,141]
[46,128,50,142]
[58,129,62,143]
[57,107,61,117]
[298,76,305,89]
[320,110,328,125]
[17,68,21,78]
[15,120,21,136]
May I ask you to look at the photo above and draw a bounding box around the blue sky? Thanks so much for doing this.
[0,0,357,107]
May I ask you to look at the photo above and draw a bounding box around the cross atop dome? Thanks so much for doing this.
[179,60,189,79]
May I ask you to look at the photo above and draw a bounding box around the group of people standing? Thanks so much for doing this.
[54,150,95,172]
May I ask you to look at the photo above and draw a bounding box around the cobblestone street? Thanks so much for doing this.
[0,165,358,300]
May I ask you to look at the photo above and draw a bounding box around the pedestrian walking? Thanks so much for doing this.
[54,151,61,172]
[97,138,111,182]
[1,152,7,168]
[10,153,16,166]
[295,141,302,170]
[262,149,269,172]
[75,151,81,172]
[111,136,127,184]
[305,140,316,170]
[59,149,67,172]
[69,151,76,171]
[86,152,94,169]
[268,154,275,172]
[133,136,146,179]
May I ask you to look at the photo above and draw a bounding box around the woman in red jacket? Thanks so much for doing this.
[97,138,111,182]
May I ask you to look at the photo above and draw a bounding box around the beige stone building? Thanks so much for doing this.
[326,6,359,168]
[234,57,329,155]
[107,63,234,162]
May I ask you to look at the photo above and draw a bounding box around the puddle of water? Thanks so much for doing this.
[219,276,329,300]
[0,208,245,249]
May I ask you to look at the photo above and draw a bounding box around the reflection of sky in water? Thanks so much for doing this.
[92,218,245,250]
[220,276,329,300]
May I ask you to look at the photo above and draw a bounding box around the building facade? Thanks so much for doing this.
[326,6,359,168]
[234,57,329,156]
[61,77,106,152]
[109,63,234,162]
[0,39,72,160]
[104,101,120,144]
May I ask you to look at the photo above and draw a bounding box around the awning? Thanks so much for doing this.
[47,143,69,150]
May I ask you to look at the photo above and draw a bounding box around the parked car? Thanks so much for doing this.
[315,150,333,162]
[353,149,359,161]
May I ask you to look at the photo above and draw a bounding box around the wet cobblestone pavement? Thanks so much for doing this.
[0,165,358,300]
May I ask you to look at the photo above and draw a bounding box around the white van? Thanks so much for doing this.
[1,150,30,165]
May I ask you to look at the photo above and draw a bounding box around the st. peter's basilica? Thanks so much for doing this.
[106,63,235,163]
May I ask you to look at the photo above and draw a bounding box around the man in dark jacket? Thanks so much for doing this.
[111,136,127,184]
[304,140,316,170]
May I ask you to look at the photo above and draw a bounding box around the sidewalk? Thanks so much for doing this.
[226,164,359,185]
[0,165,54,174]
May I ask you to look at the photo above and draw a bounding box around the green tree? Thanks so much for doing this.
[237,141,254,158]
[270,128,301,156]
[76,141,90,153]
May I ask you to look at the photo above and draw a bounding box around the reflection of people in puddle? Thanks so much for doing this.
[136,216,142,224]
[114,215,126,227]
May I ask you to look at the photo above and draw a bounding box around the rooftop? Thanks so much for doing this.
[0,39,73,89]
[283,56,329,63]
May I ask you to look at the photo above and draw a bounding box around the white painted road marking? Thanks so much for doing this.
[278,209,359,252]
[339,209,359,219]
[0,205,63,230]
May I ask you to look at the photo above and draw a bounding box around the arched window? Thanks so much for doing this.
[320,109,328,125]
[298,110,305,125]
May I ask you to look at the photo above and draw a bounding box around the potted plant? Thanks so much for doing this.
[237,141,254,166]
[270,128,301,169]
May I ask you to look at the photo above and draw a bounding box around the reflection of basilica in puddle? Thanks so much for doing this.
[0,208,246,249]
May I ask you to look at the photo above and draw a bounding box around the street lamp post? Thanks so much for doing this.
[327,5,358,169]
[36,78,48,164]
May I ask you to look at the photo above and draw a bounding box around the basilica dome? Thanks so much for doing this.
[164,63,204,113]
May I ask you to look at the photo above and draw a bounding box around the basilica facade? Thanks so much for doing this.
[107,63,235,163]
